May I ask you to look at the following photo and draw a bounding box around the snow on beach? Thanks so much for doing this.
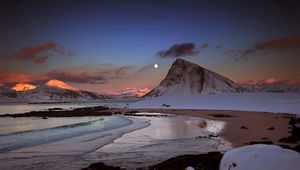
[130,92,300,115]
[220,144,300,170]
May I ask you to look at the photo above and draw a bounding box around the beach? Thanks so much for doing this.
[0,105,298,169]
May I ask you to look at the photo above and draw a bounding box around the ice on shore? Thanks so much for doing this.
[220,144,300,170]
[130,92,300,114]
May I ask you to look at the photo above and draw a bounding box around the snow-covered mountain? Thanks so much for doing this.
[241,81,300,93]
[0,80,110,103]
[144,59,245,97]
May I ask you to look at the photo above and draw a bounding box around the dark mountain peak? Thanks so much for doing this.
[144,59,245,97]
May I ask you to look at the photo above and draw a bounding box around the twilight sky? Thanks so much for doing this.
[0,0,299,94]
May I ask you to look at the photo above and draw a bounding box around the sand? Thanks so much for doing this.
[115,108,297,147]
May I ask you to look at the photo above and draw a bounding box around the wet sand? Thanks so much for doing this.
[115,108,297,147]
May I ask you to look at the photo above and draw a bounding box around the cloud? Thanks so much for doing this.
[0,71,46,83]
[254,36,300,51]
[12,41,74,64]
[200,43,208,49]
[0,66,133,84]
[234,36,300,61]
[216,44,223,49]
[46,66,133,84]
[137,64,154,72]
[238,78,300,85]
[157,42,199,58]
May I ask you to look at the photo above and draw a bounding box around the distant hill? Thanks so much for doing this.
[0,79,110,103]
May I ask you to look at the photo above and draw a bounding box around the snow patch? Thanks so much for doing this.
[131,93,300,114]
[220,144,300,170]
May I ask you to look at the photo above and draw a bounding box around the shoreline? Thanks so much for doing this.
[116,108,298,147]
[1,106,298,148]
[0,106,299,169]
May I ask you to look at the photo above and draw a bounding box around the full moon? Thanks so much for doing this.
[154,64,159,69]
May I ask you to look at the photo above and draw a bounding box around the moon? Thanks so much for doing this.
[154,64,159,69]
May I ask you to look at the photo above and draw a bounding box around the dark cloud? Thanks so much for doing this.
[157,43,199,58]
[12,41,74,64]
[0,66,133,84]
[46,66,133,84]
[216,44,223,49]
[200,43,208,49]
[254,36,300,51]
[0,71,47,83]
[234,36,300,61]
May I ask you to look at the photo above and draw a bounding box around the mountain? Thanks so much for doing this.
[0,80,110,103]
[241,81,300,93]
[144,59,245,97]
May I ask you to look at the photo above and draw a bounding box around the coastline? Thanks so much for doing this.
[0,106,299,169]
[115,108,297,147]
[1,106,297,147]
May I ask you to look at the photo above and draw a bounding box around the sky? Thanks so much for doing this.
[0,0,299,94]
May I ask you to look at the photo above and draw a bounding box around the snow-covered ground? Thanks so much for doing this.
[220,144,300,170]
[130,92,300,115]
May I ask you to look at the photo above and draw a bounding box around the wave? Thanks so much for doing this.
[0,116,132,152]
[0,118,104,137]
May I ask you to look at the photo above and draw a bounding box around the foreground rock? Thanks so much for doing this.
[81,152,223,170]
[81,162,125,170]
[149,152,223,170]
[220,144,300,170]
[279,117,300,144]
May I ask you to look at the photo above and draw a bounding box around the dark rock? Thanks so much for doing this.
[125,110,139,114]
[293,144,300,153]
[42,117,48,119]
[240,126,248,129]
[149,152,223,170]
[48,108,63,111]
[249,141,273,145]
[196,134,218,139]
[278,117,300,144]
[261,137,269,140]
[81,162,125,170]
[161,104,171,107]
[278,137,298,144]
[208,114,234,118]
[0,106,112,117]
[267,126,275,130]
[278,144,293,150]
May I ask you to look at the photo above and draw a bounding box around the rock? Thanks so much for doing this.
[208,114,233,118]
[249,141,273,145]
[267,126,275,130]
[240,126,248,129]
[149,152,223,170]
[278,117,300,144]
[81,162,125,170]
[161,104,171,107]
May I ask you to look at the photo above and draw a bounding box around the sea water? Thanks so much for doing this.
[0,116,132,152]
